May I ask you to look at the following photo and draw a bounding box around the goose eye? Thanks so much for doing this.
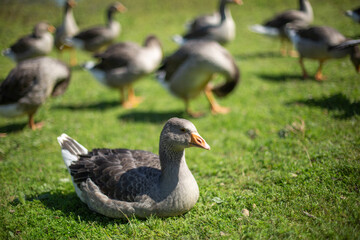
[180,128,186,132]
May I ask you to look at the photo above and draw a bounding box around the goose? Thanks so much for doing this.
[55,0,79,66]
[345,6,360,24]
[0,57,71,130]
[286,26,360,81]
[157,40,240,117]
[66,2,126,53]
[172,0,243,45]
[2,22,55,62]
[57,117,210,218]
[84,35,163,108]
[249,0,313,56]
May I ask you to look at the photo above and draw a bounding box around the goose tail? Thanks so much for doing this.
[212,61,241,98]
[57,133,88,172]
[249,24,279,37]
[329,39,360,51]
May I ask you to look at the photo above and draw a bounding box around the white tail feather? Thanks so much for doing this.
[57,133,88,171]
[171,35,186,45]
[249,24,279,37]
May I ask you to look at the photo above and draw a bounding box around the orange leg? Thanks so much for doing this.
[299,57,309,79]
[204,84,230,115]
[315,60,327,81]
[69,48,77,66]
[28,113,43,130]
[280,38,287,56]
[184,99,204,118]
[122,86,143,109]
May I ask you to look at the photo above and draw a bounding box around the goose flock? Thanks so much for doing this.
[1,0,359,219]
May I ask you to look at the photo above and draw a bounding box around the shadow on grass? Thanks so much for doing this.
[53,100,120,111]
[287,93,360,119]
[16,191,129,224]
[0,122,27,135]
[236,51,282,60]
[118,110,184,123]
[257,73,305,82]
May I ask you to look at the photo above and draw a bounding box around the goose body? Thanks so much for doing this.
[57,117,210,218]
[157,40,240,116]
[250,0,313,56]
[2,22,54,62]
[173,0,242,45]
[287,26,360,80]
[345,6,360,23]
[0,57,71,129]
[55,0,79,65]
[84,35,163,108]
[66,2,126,53]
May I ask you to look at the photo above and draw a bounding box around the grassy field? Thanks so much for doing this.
[0,0,359,239]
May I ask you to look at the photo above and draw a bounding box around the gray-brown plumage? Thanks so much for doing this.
[55,0,79,66]
[58,117,210,218]
[157,40,240,117]
[2,22,55,62]
[0,57,71,130]
[249,0,313,56]
[287,26,360,80]
[173,0,242,45]
[84,35,163,108]
[65,2,126,53]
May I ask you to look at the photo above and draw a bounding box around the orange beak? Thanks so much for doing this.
[48,25,56,33]
[116,3,127,13]
[234,0,243,5]
[190,132,210,150]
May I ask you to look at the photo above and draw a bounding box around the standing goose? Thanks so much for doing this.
[249,0,313,56]
[157,40,240,117]
[2,22,55,62]
[57,117,210,218]
[55,0,79,66]
[66,2,126,53]
[84,35,163,108]
[172,0,243,45]
[0,57,71,130]
[286,26,360,81]
[345,6,360,24]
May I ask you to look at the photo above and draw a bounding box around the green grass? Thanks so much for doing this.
[0,0,359,239]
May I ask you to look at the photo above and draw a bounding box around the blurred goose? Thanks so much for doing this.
[172,0,243,45]
[157,40,240,117]
[2,22,55,62]
[55,0,79,66]
[84,35,163,108]
[66,2,126,53]
[250,0,313,56]
[345,6,360,23]
[287,26,360,81]
[0,57,71,130]
[57,117,210,218]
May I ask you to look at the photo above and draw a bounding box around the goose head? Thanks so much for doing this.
[33,22,55,37]
[65,0,76,9]
[144,35,162,48]
[160,118,210,152]
[351,45,360,73]
[224,0,243,5]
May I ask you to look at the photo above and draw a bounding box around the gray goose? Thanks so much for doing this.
[2,22,55,62]
[172,0,243,45]
[345,6,360,24]
[84,35,163,108]
[55,0,79,66]
[66,2,126,53]
[57,117,210,218]
[250,0,313,56]
[0,57,71,130]
[157,40,240,117]
[287,26,360,81]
